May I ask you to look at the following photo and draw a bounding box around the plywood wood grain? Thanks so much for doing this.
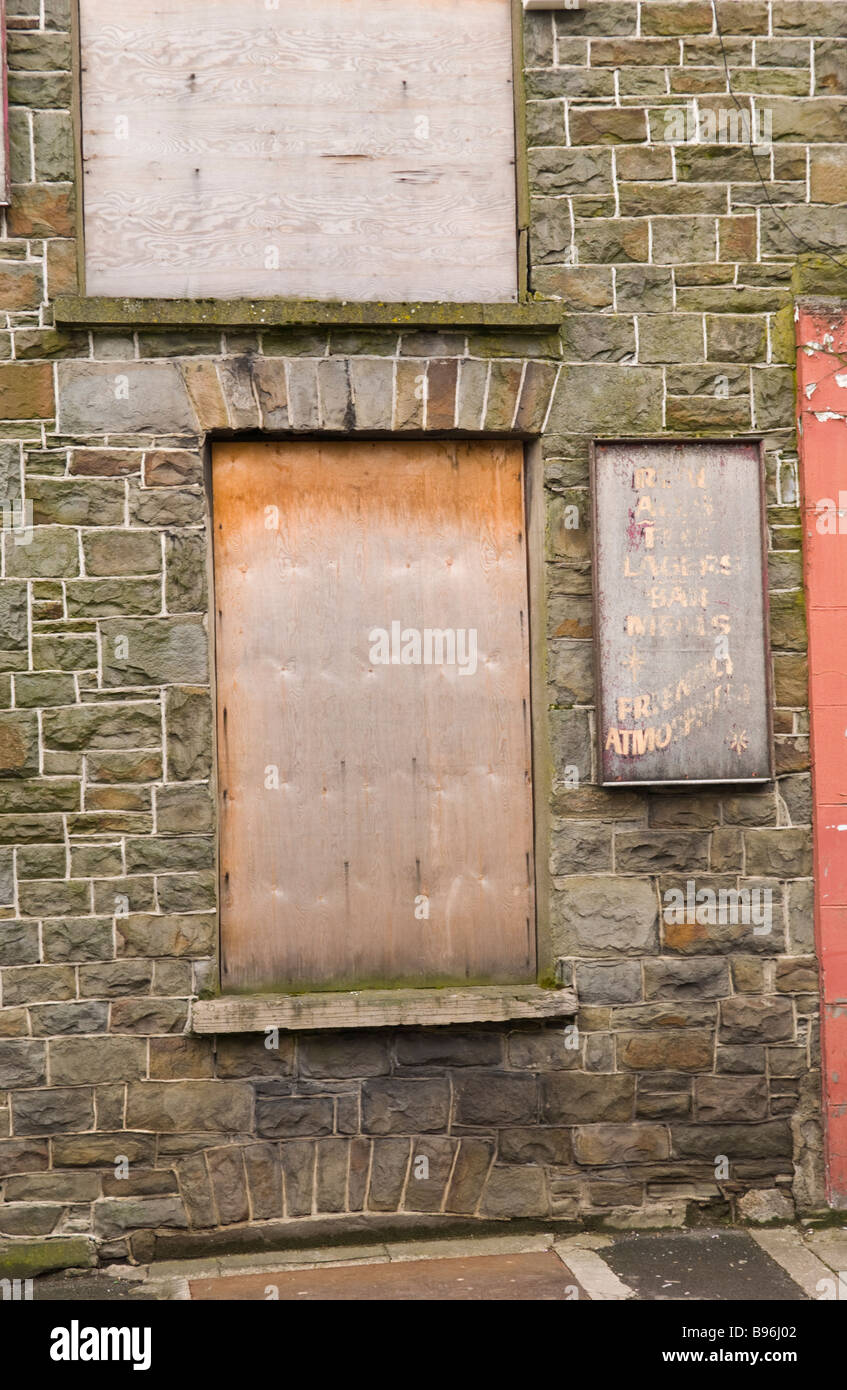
[212,440,534,992]
[79,0,518,301]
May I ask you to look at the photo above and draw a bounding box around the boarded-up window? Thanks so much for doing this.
[212,441,535,993]
[78,0,519,302]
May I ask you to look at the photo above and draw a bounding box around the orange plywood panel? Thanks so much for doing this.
[212,440,535,992]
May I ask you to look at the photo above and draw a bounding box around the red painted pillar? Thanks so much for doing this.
[797,303,847,1207]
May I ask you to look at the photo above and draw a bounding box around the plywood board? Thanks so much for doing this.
[78,0,518,301]
[212,439,535,992]
[592,441,772,786]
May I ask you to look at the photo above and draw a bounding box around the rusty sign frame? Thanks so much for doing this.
[590,437,774,789]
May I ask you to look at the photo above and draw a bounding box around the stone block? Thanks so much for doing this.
[695,1075,769,1122]
[361,1078,450,1135]
[574,1122,670,1165]
[94,1196,187,1238]
[126,1081,252,1133]
[643,958,730,1001]
[12,1087,95,1135]
[575,961,643,1004]
[206,1146,249,1224]
[720,997,795,1043]
[540,1073,634,1123]
[367,1137,409,1211]
[100,618,207,687]
[277,1139,314,1217]
[618,1029,715,1071]
[444,1137,494,1213]
[453,1072,537,1127]
[255,1095,333,1139]
[553,876,659,957]
[82,529,161,577]
[243,1143,283,1219]
[479,1166,548,1218]
[116,913,216,958]
[57,362,196,434]
[0,1040,46,1088]
[0,711,38,777]
[394,1029,503,1068]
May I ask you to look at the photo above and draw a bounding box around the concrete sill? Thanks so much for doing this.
[54,296,565,332]
[191,985,577,1033]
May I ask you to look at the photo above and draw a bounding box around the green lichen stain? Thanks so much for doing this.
[0,1237,95,1279]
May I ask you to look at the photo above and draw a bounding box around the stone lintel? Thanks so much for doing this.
[192,985,577,1033]
[55,296,565,331]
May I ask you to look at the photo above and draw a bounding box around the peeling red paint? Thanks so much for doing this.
[797,304,847,1206]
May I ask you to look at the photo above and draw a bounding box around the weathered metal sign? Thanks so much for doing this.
[592,440,772,786]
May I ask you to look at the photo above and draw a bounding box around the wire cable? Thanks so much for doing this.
[711,0,847,275]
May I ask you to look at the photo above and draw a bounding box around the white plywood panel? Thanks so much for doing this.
[79,0,519,301]
[212,440,535,993]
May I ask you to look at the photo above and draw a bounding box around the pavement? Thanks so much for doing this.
[30,1222,847,1301]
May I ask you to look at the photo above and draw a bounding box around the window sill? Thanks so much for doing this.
[191,984,576,1034]
[54,296,564,332]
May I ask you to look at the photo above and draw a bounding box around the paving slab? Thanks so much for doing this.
[806,1228,847,1274]
[603,1230,808,1302]
[29,1271,154,1301]
[187,1250,589,1301]
[751,1229,834,1300]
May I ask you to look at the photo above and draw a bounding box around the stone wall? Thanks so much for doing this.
[0,0,840,1270]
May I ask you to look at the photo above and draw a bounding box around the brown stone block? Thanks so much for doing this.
[718,215,758,262]
[126,1080,252,1133]
[483,360,523,431]
[0,363,54,419]
[573,1123,670,1165]
[361,1078,450,1135]
[425,358,458,430]
[181,360,228,431]
[243,1143,283,1219]
[569,107,649,145]
[142,450,202,487]
[695,1075,769,1122]
[176,1152,216,1228]
[49,1037,146,1085]
[618,1029,714,1071]
[69,449,142,477]
[280,1139,316,1217]
[216,359,259,430]
[479,1165,548,1217]
[206,1146,249,1225]
[775,956,818,993]
[444,1137,494,1213]
[540,1072,634,1123]
[394,359,425,429]
[255,1095,333,1139]
[0,263,42,310]
[214,1034,295,1079]
[453,1072,537,1127]
[719,996,794,1043]
[7,183,74,236]
[46,239,79,296]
